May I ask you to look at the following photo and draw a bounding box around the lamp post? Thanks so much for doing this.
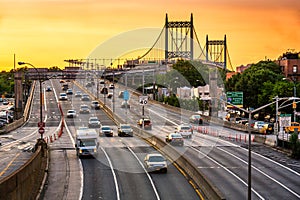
[18,62,44,140]
[221,98,279,200]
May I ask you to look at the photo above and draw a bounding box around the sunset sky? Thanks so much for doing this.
[0,0,299,71]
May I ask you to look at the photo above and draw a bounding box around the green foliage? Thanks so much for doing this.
[225,60,285,111]
[289,132,300,159]
[0,71,14,97]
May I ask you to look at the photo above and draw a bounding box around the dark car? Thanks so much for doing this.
[46,86,52,92]
[118,124,133,137]
[189,114,203,124]
[2,100,9,105]
[137,118,152,130]
[165,133,184,146]
[66,89,73,95]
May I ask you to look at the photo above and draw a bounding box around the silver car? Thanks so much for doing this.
[144,153,167,173]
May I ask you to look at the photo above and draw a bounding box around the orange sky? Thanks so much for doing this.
[0,0,299,71]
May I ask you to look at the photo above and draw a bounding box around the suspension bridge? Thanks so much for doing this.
[65,13,234,71]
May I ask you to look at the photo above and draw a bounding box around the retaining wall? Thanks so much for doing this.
[0,141,48,200]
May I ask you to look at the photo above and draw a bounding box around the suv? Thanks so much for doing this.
[59,93,68,101]
[144,153,167,173]
[91,101,100,110]
[137,118,152,130]
[88,116,101,128]
[118,124,133,137]
[79,104,90,114]
[165,133,184,146]
[176,124,193,138]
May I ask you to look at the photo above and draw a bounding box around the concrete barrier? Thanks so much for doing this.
[0,140,48,200]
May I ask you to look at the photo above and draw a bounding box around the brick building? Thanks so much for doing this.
[276,52,300,81]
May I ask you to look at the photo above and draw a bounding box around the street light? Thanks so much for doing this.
[18,61,44,140]
[221,98,279,200]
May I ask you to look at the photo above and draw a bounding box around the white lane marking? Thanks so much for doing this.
[240,147,300,177]
[191,146,265,200]
[127,146,161,200]
[44,88,47,112]
[100,146,120,200]
[218,147,300,198]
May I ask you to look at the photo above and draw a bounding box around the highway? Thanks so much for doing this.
[51,79,201,200]
[1,76,300,200]
[83,77,300,200]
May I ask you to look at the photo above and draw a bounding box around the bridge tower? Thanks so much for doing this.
[165,13,194,60]
[205,35,227,70]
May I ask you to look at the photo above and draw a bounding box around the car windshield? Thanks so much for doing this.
[148,156,164,162]
[102,127,110,131]
[60,93,66,96]
[121,125,131,129]
[68,110,75,113]
[79,139,96,147]
[90,118,99,122]
[180,126,190,130]
[193,115,200,119]
[81,106,88,109]
[171,134,182,138]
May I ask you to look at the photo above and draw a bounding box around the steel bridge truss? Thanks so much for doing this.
[165,14,194,60]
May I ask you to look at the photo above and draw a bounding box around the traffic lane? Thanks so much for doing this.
[218,146,300,199]
[99,135,200,200]
[81,156,117,200]
[182,146,248,200]
[132,146,201,200]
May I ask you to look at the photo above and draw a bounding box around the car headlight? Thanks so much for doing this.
[79,149,82,153]
[94,148,97,152]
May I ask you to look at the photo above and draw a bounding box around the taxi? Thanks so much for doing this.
[285,122,300,133]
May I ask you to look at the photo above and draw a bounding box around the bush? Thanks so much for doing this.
[289,132,300,159]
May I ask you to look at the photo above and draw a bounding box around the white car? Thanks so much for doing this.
[79,104,90,114]
[67,109,76,118]
[144,153,167,173]
[99,125,113,137]
[176,124,193,138]
[59,93,68,101]
[88,116,101,128]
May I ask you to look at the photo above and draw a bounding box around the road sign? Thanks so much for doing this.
[38,127,45,134]
[139,96,148,105]
[38,122,45,128]
[279,114,291,127]
[226,91,243,108]
[123,90,130,101]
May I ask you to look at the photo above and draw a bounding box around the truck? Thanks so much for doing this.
[75,127,99,157]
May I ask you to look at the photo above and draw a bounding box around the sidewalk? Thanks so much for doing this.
[41,128,82,200]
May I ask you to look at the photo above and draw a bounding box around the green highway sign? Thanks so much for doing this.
[226,91,243,108]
